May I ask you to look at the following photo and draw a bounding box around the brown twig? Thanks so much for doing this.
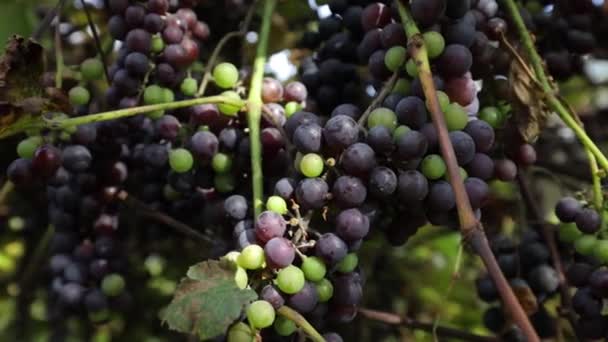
[359,308,498,342]
[395,2,539,341]
[196,1,257,96]
[116,190,214,244]
[357,71,399,128]
[79,0,111,84]
[516,171,580,340]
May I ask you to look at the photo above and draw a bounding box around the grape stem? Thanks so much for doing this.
[359,308,498,342]
[500,0,608,174]
[395,2,540,341]
[246,0,276,218]
[357,71,399,129]
[516,171,580,340]
[196,0,257,97]
[277,306,325,342]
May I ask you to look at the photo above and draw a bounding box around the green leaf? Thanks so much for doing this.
[161,260,257,340]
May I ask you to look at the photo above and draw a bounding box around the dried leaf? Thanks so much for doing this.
[161,259,257,340]
[508,49,553,142]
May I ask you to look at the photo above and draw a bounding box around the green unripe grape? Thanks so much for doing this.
[336,253,358,273]
[368,107,397,132]
[266,196,288,215]
[152,35,165,53]
[421,154,446,180]
[218,91,242,116]
[235,266,248,289]
[315,278,334,302]
[423,31,446,59]
[144,254,165,276]
[81,58,104,81]
[101,274,125,297]
[212,153,233,173]
[147,110,165,120]
[300,153,324,178]
[223,251,241,264]
[276,265,305,294]
[8,217,25,231]
[574,235,597,256]
[180,77,198,96]
[405,59,418,77]
[246,300,275,329]
[215,173,236,193]
[144,85,164,105]
[385,46,407,72]
[558,223,583,244]
[17,136,42,159]
[594,240,608,264]
[429,91,450,112]
[301,256,326,282]
[393,125,411,142]
[274,316,297,336]
[169,148,194,173]
[479,107,502,129]
[237,244,265,270]
[392,78,411,95]
[162,88,175,103]
[285,102,301,117]
[444,103,469,131]
[213,62,239,89]
[69,86,91,105]
[227,322,255,342]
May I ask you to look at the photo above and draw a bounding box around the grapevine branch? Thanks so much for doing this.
[516,171,579,340]
[359,308,498,342]
[277,306,325,342]
[395,2,540,341]
[0,95,245,139]
[196,0,257,96]
[116,191,215,244]
[246,0,275,218]
[500,0,608,172]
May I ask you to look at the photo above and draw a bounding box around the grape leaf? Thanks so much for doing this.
[508,49,553,143]
[161,259,257,340]
[0,36,70,139]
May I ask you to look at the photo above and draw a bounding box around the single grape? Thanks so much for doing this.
[81,58,104,81]
[212,153,232,173]
[218,91,242,116]
[301,256,327,282]
[384,46,406,72]
[213,63,239,89]
[17,136,42,159]
[444,103,469,131]
[300,153,324,178]
[479,107,503,128]
[168,148,194,173]
[227,322,254,342]
[424,31,446,58]
[255,211,286,243]
[575,208,601,234]
[421,154,446,180]
[555,197,582,223]
[276,265,305,294]
[235,267,248,289]
[246,300,276,329]
[574,235,597,256]
[367,107,397,132]
[315,278,334,302]
[101,273,125,297]
[180,77,198,96]
[69,86,91,105]
[264,237,295,268]
[274,316,297,336]
[315,233,348,265]
[336,253,358,273]
[237,244,265,270]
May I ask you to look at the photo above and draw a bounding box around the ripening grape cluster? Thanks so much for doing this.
[527,0,608,80]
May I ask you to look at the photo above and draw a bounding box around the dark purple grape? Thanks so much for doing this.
[7,158,34,186]
[426,181,455,212]
[143,13,164,33]
[284,112,321,139]
[255,211,286,243]
[224,195,248,221]
[381,22,407,48]
[572,288,602,317]
[85,289,108,312]
[395,97,428,129]
[575,208,601,234]
[336,208,370,241]
[190,131,218,160]
[125,6,145,28]
[528,265,559,294]
[332,273,363,305]
[483,306,505,333]
[555,197,582,223]
[357,29,383,62]
[340,143,376,176]
[59,283,85,306]
[143,144,168,167]
[237,230,257,250]
[296,178,328,209]
[566,262,593,287]
[476,276,498,302]
[410,0,447,28]
[589,269,608,298]
[449,131,475,165]
[125,52,149,77]
[293,123,322,153]
[108,0,128,14]
[315,233,347,264]
[332,176,367,208]
[443,19,475,47]
[323,333,344,342]
[366,126,393,154]
[288,282,319,313]
[398,170,429,202]
[437,44,472,77]
[323,115,359,149]
[466,153,494,180]
[284,81,308,102]
[264,237,295,268]
[62,145,92,173]
[155,115,181,141]
[32,145,62,178]
[368,166,397,198]
[260,284,284,309]
[446,0,470,19]
[494,159,517,181]
[395,131,428,161]
[274,178,296,200]
[163,25,184,44]
[164,44,187,68]
[109,15,128,40]
[125,28,151,54]
[361,3,391,32]
[464,119,494,152]
[465,177,489,209]
[368,50,391,80]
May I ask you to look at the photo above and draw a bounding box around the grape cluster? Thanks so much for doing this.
[529,0,607,80]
